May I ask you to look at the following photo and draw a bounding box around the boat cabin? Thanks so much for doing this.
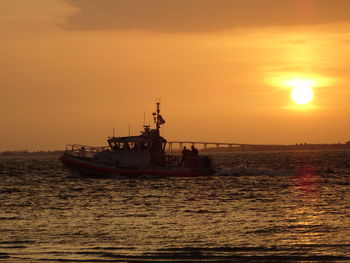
[92,126,167,168]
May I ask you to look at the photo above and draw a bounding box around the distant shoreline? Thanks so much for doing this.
[0,150,64,157]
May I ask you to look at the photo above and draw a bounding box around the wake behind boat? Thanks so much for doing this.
[60,103,215,177]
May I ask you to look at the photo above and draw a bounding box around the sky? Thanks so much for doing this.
[1,0,350,151]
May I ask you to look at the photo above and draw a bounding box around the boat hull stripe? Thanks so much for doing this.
[59,155,201,177]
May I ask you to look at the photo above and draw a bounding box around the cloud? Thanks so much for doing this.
[62,0,350,32]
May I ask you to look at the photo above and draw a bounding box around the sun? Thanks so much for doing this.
[291,86,313,105]
[285,79,314,105]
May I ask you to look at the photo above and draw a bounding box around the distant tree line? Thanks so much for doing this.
[0,150,64,156]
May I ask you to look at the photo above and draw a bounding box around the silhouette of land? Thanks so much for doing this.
[0,150,64,157]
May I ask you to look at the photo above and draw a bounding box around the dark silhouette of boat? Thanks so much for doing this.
[60,103,214,177]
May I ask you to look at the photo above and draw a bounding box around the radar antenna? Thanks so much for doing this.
[152,100,165,135]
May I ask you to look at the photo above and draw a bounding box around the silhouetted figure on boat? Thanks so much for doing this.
[180,146,191,166]
[191,145,198,156]
[180,146,198,167]
[181,146,191,156]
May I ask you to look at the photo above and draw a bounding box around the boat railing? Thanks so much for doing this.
[165,154,182,166]
[65,144,110,158]
[165,154,213,168]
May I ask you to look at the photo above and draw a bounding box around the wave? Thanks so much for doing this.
[5,246,348,262]
[214,166,294,177]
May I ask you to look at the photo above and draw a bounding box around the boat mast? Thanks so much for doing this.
[156,102,161,134]
[153,100,165,136]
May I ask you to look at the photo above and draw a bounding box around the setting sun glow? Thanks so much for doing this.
[285,79,314,105]
[291,86,313,104]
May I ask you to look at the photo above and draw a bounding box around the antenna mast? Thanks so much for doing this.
[152,99,164,136]
[156,101,160,132]
[143,111,146,126]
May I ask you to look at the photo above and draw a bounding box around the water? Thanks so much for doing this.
[0,150,350,262]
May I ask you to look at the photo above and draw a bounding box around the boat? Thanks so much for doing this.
[59,103,215,177]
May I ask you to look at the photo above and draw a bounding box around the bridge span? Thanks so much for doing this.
[166,141,261,151]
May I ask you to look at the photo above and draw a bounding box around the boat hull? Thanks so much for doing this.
[59,154,213,177]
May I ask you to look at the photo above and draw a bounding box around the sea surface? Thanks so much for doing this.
[0,150,350,262]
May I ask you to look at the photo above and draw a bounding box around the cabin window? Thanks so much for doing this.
[111,142,119,151]
[119,142,131,151]
[131,142,138,151]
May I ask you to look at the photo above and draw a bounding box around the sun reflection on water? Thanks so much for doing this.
[280,168,327,246]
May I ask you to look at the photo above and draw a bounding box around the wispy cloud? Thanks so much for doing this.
[62,0,350,32]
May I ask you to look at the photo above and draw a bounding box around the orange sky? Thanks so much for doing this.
[1,0,350,151]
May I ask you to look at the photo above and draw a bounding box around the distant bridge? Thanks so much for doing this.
[166,141,350,152]
[166,141,270,151]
